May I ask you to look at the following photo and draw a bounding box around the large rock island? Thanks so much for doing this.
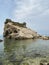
[3,19,41,40]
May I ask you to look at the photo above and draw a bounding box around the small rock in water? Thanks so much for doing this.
[40,59,48,65]
[40,63,43,65]
[0,39,3,42]
[47,63,49,65]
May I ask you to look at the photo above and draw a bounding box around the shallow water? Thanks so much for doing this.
[0,37,49,65]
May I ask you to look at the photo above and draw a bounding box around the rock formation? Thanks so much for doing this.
[3,19,40,40]
[42,36,49,40]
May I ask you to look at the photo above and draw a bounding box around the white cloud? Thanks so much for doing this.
[13,0,40,21]
[41,9,49,16]
[13,0,49,21]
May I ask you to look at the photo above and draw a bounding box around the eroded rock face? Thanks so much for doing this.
[3,19,38,39]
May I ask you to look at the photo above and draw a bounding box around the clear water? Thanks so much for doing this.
[0,37,49,65]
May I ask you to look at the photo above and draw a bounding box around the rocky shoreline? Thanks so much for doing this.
[3,19,49,40]
[38,35,49,40]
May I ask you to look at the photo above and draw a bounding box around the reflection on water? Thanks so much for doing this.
[0,39,49,65]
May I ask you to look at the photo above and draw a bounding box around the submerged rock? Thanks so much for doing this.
[47,63,49,65]
[3,19,38,40]
[3,60,13,65]
[20,57,34,65]
[40,59,48,65]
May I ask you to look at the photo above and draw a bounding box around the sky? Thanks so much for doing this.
[0,0,49,36]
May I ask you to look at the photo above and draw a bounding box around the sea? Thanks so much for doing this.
[0,35,49,65]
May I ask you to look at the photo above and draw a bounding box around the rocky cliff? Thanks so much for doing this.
[3,19,39,40]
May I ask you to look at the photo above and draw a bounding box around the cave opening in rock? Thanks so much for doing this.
[14,30,18,33]
[5,30,9,37]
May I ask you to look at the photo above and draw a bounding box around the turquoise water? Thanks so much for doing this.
[0,37,49,65]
